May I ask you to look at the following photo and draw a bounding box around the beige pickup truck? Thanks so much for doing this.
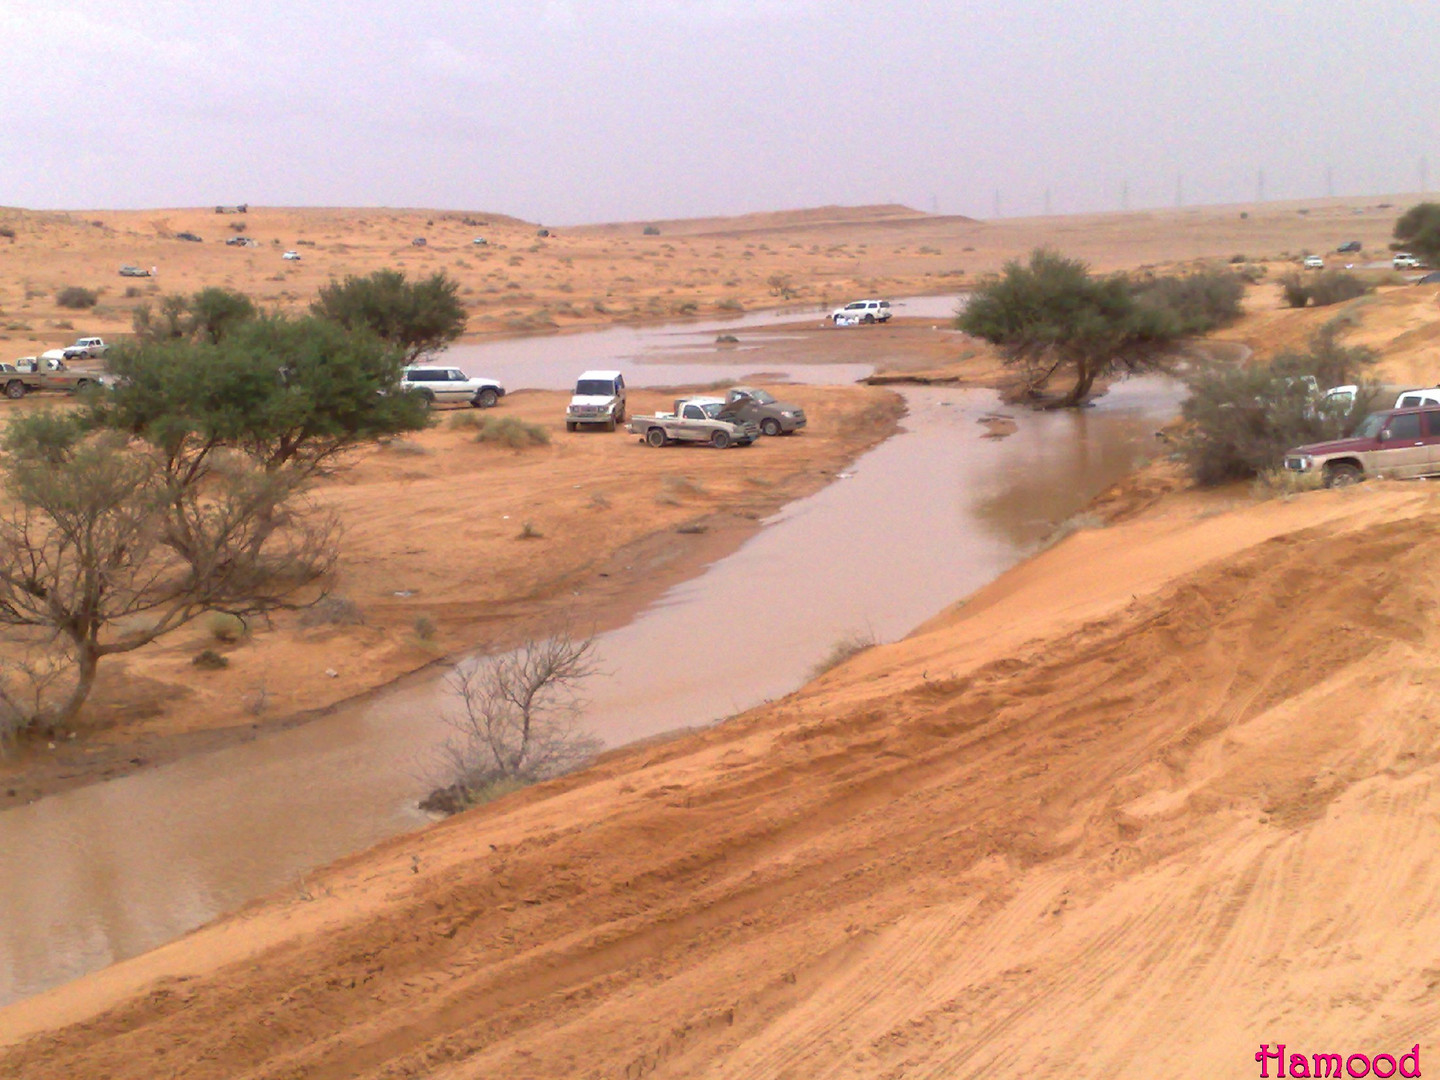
[12,356,107,395]
[627,396,760,448]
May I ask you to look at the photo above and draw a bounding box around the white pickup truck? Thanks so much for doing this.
[628,397,760,448]
[62,336,108,360]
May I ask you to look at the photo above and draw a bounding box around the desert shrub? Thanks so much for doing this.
[471,416,551,448]
[716,297,745,311]
[1132,268,1245,334]
[206,611,247,643]
[413,615,437,641]
[517,521,542,539]
[1251,466,1326,499]
[1306,270,1370,307]
[1270,317,1379,388]
[123,286,143,298]
[56,286,98,309]
[810,630,877,679]
[192,649,229,670]
[297,595,364,628]
[1229,253,1247,263]
[1179,365,1370,485]
[1278,272,1311,308]
[1235,263,1267,284]
[0,226,15,240]
[642,225,661,236]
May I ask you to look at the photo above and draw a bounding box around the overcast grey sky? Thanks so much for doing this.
[3,0,1437,224]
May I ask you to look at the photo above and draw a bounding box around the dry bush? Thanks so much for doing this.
[297,595,364,628]
[206,611,247,642]
[810,629,877,679]
[471,415,551,448]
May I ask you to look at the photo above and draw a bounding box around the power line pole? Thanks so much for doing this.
[1257,168,1265,203]
[1044,187,1051,215]
[1121,181,1129,212]
[993,188,1001,219]
[1422,156,1430,196]
[1176,173,1184,208]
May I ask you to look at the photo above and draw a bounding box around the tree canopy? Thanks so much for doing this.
[310,269,467,363]
[1392,202,1440,265]
[132,286,257,344]
[0,313,431,737]
[957,249,1181,405]
[99,314,429,477]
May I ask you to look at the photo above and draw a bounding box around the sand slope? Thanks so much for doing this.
[7,480,1440,1077]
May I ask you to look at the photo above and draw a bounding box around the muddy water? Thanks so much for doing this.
[0,320,1177,1006]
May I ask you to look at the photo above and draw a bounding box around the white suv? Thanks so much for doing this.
[401,366,505,408]
[830,299,892,324]
[1393,253,1421,269]
[566,370,627,431]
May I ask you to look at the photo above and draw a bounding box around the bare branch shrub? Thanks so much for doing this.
[427,632,603,812]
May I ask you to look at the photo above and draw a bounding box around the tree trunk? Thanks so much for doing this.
[1060,358,1099,407]
[49,643,99,733]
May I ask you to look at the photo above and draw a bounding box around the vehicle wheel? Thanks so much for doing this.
[645,427,667,448]
[710,430,731,449]
[760,418,782,437]
[616,406,626,424]
[566,421,578,432]
[864,313,875,324]
[73,380,90,392]
[1324,462,1363,488]
[420,390,435,410]
[4,381,24,399]
[604,417,617,432]
[477,388,499,408]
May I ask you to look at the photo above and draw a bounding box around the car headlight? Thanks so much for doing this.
[779,410,794,417]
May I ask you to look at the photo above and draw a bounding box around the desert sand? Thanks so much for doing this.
[3,197,1440,1076]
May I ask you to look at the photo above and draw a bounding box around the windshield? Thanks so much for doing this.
[575,379,614,396]
[700,402,723,418]
[748,389,776,404]
[1354,412,1387,439]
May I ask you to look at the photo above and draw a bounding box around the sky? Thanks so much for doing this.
[3,0,1438,224]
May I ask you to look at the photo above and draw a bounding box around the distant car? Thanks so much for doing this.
[830,299,892,324]
[118,264,150,277]
[282,250,301,260]
[1337,240,1362,253]
[412,237,427,247]
[176,232,202,242]
[1394,253,1421,269]
[723,386,806,435]
[472,236,488,245]
[1303,255,1326,269]
[62,337,108,360]
[400,366,505,408]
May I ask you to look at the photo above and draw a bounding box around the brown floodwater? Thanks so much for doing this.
[0,307,1180,1006]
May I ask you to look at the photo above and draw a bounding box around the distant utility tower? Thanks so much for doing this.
[1257,169,1265,203]
[1325,165,1334,198]
[993,188,1001,219]
[1121,181,1129,211]
[1044,187,1052,215]
[1176,174,1184,208]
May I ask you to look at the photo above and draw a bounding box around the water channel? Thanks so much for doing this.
[0,298,1183,1005]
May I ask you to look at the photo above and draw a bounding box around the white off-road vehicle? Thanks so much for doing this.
[565,370,627,431]
[830,299,892,324]
[400,366,505,408]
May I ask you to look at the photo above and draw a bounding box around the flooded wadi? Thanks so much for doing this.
[0,304,1181,1005]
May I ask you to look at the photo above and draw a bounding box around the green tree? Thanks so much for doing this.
[311,269,467,362]
[132,287,257,344]
[957,249,1179,406]
[0,318,430,735]
[1392,202,1440,265]
[99,315,429,478]
[0,414,332,734]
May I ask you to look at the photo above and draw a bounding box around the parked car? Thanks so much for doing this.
[628,397,759,448]
[400,366,504,408]
[1394,253,1421,269]
[412,237,427,247]
[0,362,42,399]
[723,386,806,435]
[62,336,108,360]
[11,356,106,394]
[282,250,302,261]
[176,232,202,242]
[1303,255,1326,269]
[830,299,892,324]
[1337,240,1362,253]
[472,236,488,245]
[118,264,150,277]
[1394,387,1440,409]
[1284,405,1440,486]
[565,370,627,431]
